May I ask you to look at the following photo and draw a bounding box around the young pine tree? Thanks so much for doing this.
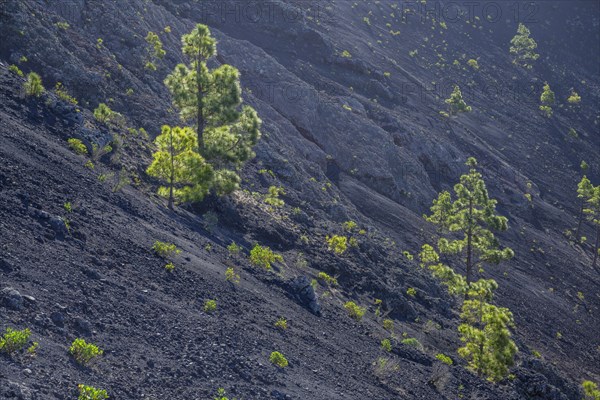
[575,175,594,241]
[164,24,261,195]
[23,72,44,97]
[509,23,539,69]
[425,158,514,288]
[458,280,518,382]
[145,31,166,71]
[583,185,600,269]
[146,125,213,209]
[445,85,472,115]
[424,191,452,232]
[539,82,555,118]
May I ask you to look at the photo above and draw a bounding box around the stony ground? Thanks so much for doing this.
[1,1,599,399]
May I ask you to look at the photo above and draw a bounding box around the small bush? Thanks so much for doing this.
[55,21,70,30]
[27,342,39,355]
[227,242,242,256]
[381,339,392,352]
[406,287,417,297]
[344,301,365,321]
[8,64,24,77]
[317,272,338,286]
[264,186,285,207]
[274,317,288,330]
[567,91,581,104]
[383,319,394,331]
[164,262,175,272]
[401,337,422,349]
[269,351,288,368]
[343,220,357,232]
[225,267,240,284]
[467,59,479,70]
[24,72,44,97]
[582,380,600,400]
[435,353,453,365]
[69,338,103,365]
[68,138,88,155]
[78,384,108,400]
[0,327,31,355]
[341,50,352,58]
[213,388,235,400]
[93,103,121,124]
[204,299,217,313]
[326,235,348,254]
[249,244,283,270]
[54,82,78,105]
[152,241,180,258]
[531,350,541,358]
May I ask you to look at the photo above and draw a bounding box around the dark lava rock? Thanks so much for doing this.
[1,287,23,310]
[49,216,69,240]
[271,389,292,399]
[289,276,321,315]
[392,345,432,367]
[74,317,92,335]
[50,311,65,327]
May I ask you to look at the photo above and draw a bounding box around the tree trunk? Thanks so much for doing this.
[575,202,584,240]
[465,198,473,299]
[168,130,174,210]
[196,54,205,151]
[593,225,599,269]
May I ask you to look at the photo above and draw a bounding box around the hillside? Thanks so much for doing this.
[1,1,599,399]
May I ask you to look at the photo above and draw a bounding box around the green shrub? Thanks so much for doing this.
[225,267,240,284]
[317,272,338,286]
[152,241,180,258]
[344,301,365,321]
[78,384,108,400]
[381,338,392,352]
[341,50,352,58]
[54,82,78,105]
[27,341,39,355]
[213,388,235,400]
[164,262,175,272]
[582,380,600,400]
[264,186,285,207]
[84,160,95,169]
[401,337,422,349]
[269,351,288,368]
[406,287,417,297]
[383,319,394,331]
[531,350,541,358]
[274,317,288,330]
[445,85,471,114]
[249,244,282,270]
[69,338,103,365]
[343,220,357,232]
[0,327,31,355]
[326,235,348,254]
[567,91,581,104]
[227,242,242,256]
[467,59,479,70]
[24,72,44,97]
[55,21,70,30]
[68,138,88,155]
[8,64,24,77]
[204,299,217,313]
[435,353,453,365]
[93,103,122,125]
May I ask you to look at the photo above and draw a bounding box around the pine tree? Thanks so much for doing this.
[445,85,472,115]
[145,32,166,71]
[426,158,514,288]
[419,245,517,381]
[584,185,600,269]
[23,72,44,97]
[509,23,539,69]
[458,280,518,382]
[164,24,261,195]
[539,82,555,118]
[424,191,452,232]
[575,175,594,240]
[146,125,213,209]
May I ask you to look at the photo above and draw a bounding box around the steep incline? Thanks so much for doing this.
[1,0,599,399]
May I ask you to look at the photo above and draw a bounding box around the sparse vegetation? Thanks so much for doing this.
[225,267,240,284]
[0,327,31,355]
[78,384,108,400]
[326,235,348,254]
[317,272,338,286]
[269,351,288,368]
[582,380,600,400]
[539,82,555,118]
[9,64,24,77]
[445,85,471,115]
[264,186,285,207]
[344,301,365,321]
[383,319,394,331]
[68,138,88,155]
[54,82,78,105]
[274,317,288,330]
[436,353,453,365]
[69,338,103,365]
[204,299,217,313]
[249,244,283,270]
[152,241,180,258]
[510,23,539,69]
[381,338,392,352]
[23,72,44,97]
